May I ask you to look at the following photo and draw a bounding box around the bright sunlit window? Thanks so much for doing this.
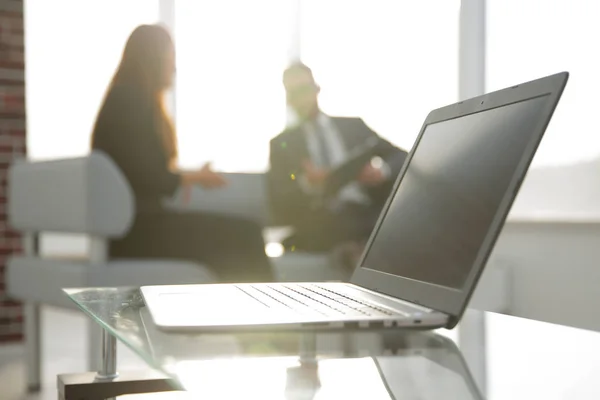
[300,0,460,151]
[174,0,293,172]
[487,0,600,167]
[25,0,159,161]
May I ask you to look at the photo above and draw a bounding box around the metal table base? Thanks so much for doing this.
[57,330,318,400]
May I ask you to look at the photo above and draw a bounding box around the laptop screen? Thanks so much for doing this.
[360,95,549,290]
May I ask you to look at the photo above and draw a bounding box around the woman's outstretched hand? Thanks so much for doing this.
[196,162,228,188]
[180,162,227,205]
[181,162,227,190]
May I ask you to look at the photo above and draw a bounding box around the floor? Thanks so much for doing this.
[0,306,189,400]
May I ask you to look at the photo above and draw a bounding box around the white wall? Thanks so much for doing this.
[487,221,600,331]
[483,220,600,400]
[510,160,600,219]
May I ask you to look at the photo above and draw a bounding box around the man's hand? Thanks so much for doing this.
[302,160,329,186]
[357,163,385,186]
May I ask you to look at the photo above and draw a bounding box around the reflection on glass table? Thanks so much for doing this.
[62,287,483,399]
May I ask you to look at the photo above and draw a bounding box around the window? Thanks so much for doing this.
[25,0,159,258]
[299,0,460,151]
[297,0,460,343]
[25,0,159,161]
[174,0,293,172]
[487,0,600,167]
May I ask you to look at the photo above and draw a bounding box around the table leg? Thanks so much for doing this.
[95,329,118,400]
[58,326,179,399]
[299,332,317,366]
[289,332,321,394]
[58,370,177,400]
[97,329,118,380]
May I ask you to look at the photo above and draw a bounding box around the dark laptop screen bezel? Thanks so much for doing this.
[351,72,568,328]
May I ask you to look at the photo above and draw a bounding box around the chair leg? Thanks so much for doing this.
[87,319,103,373]
[24,302,42,392]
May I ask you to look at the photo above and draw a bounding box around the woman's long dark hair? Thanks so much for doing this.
[93,24,178,163]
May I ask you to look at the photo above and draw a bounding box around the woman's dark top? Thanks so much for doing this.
[92,84,179,213]
[91,83,273,282]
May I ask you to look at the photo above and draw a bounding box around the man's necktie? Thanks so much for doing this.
[312,121,331,168]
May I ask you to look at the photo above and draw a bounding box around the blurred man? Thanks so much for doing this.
[267,62,408,255]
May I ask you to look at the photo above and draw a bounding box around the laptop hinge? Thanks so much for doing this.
[360,286,437,313]
[445,315,460,330]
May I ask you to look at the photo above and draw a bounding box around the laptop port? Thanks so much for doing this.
[303,322,330,328]
[367,321,384,329]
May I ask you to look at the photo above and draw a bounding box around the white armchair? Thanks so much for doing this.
[6,151,217,390]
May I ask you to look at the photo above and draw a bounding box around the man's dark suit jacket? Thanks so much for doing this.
[267,116,408,227]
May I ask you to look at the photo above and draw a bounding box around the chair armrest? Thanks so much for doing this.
[8,151,135,237]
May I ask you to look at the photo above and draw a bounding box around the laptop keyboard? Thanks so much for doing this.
[236,284,408,318]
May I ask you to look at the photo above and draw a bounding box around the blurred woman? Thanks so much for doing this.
[91,24,272,282]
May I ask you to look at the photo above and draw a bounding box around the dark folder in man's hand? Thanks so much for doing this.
[323,137,392,198]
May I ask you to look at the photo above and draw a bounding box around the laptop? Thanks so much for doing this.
[141,71,568,333]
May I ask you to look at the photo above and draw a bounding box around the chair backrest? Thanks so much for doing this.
[164,172,271,225]
[8,151,135,237]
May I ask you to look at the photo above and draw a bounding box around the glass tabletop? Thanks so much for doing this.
[64,287,484,399]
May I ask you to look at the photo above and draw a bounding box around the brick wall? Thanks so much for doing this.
[0,0,25,342]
